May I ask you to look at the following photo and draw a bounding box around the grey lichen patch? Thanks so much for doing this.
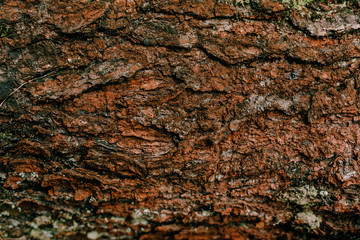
[217,0,250,7]
[296,211,322,229]
[29,229,53,240]
[218,0,312,8]
[281,185,317,206]
[243,94,295,115]
[87,231,100,240]
[290,4,360,37]
[131,216,149,226]
[18,172,40,182]
[131,209,155,226]
[0,211,10,217]
[110,216,126,223]
[34,215,52,227]
[281,0,313,9]
[195,210,214,219]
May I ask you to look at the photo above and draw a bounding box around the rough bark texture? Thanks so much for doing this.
[1,0,360,239]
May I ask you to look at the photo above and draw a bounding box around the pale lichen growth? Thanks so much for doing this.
[217,0,314,9]
[217,0,250,7]
[282,0,313,9]
[281,185,318,206]
[296,211,322,229]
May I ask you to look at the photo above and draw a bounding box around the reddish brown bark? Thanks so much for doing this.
[1,0,360,239]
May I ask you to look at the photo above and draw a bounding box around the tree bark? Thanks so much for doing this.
[1,0,360,239]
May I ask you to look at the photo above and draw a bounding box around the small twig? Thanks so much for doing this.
[0,70,58,108]
[0,81,30,108]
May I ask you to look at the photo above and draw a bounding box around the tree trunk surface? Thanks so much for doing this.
[1,0,360,239]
